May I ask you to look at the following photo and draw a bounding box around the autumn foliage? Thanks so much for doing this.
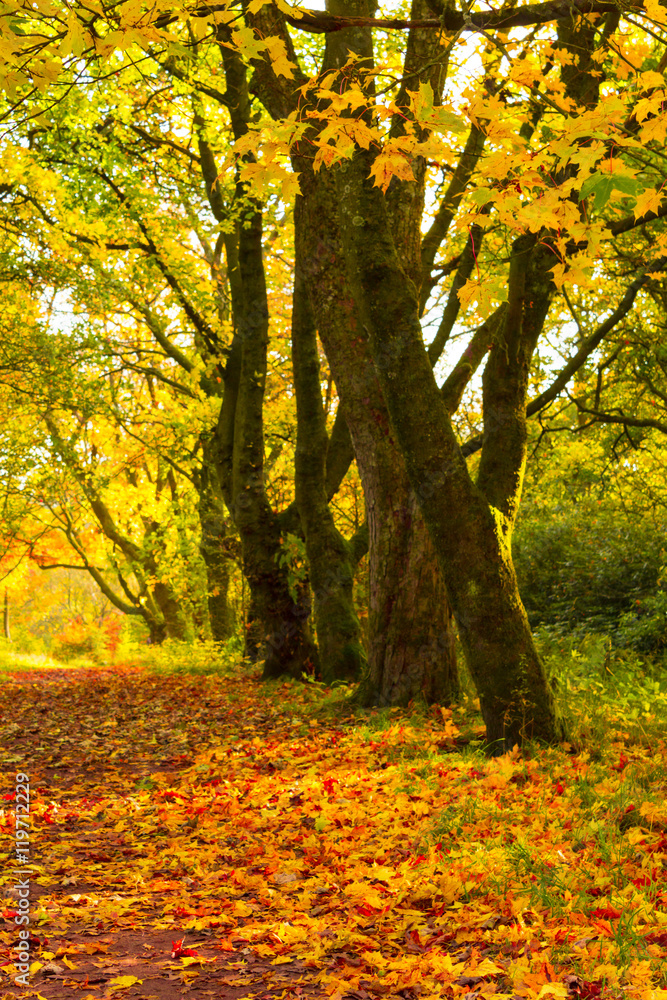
[1,662,667,998]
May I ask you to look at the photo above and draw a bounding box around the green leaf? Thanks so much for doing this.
[579,172,638,211]
[432,107,467,134]
[470,187,494,205]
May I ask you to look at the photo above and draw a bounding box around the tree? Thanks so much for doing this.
[2,0,666,741]
[0,21,459,702]
[240,0,666,744]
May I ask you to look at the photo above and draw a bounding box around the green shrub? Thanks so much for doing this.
[616,587,667,653]
[122,635,244,675]
[514,505,665,643]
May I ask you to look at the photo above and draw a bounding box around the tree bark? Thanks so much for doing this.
[291,250,366,683]
[198,435,236,642]
[335,149,564,749]
[226,190,320,678]
[245,0,459,706]
[295,175,459,707]
[207,35,320,676]
[3,589,10,641]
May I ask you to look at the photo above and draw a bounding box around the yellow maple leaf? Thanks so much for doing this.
[109,976,143,988]
[234,899,254,917]
[640,115,667,144]
[549,262,567,291]
[438,875,463,904]
[473,957,505,976]
[264,36,296,79]
[633,188,664,221]
[369,151,415,192]
[344,881,386,908]
[639,800,666,824]
[592,964,619,984]
[644,0,667,21]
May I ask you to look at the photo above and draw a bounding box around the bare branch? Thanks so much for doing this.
[440,304,506,413]
[459,256,667,457]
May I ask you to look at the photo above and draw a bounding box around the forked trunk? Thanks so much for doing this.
[335,151,564,749]
[295,187,458,706]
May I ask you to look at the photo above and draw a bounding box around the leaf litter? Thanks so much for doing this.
[0,663,666,1000]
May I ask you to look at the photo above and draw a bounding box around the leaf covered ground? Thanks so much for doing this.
[1,660,667,1000]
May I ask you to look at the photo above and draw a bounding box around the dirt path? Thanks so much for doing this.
[0,665,328,1000]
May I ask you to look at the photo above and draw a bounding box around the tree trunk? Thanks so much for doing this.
[236,501,319,677]
[227,194,320,679]
[151,580,188,641]
[335,149,564,749]
[292,249,366,683]
[212,37,319,678]
[244,0,458,704]
[244,589,262,662]
[295,179,459,707]
[198,437,236,642]
[3,589,9,641]
[361,488,458,706]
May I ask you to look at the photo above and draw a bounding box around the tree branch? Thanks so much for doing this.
[526,257,667,419]
[38,562,105,571]
[231,0,631,34]
[609,199,667,236]
[459,255,667,457]
[440,304,506,413]
[573,400,667,435]
[420,125,485,316]
[427,221,486,365]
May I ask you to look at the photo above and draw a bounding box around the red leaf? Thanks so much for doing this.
[645,932,667,948]
[171,938,199,959]
[590,906,622,919]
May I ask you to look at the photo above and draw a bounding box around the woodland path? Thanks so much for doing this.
[0,665,331,1000]
[1,664,666,1000]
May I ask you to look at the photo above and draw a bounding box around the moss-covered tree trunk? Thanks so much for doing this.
[291,251,366,683]
[198,436,235,642]
[363,487,457,706]
[294,185,459,707]
[335,150,563,748]
[210,36,319,677]
[151,581,188,641]
[224,199,320,679]
[244,0,459,705]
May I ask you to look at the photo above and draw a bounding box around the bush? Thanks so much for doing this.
[534,625,667,744]
[119,635,245,675]
[514,504,665,643]
[617,588,667,653]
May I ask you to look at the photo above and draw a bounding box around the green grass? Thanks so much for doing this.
[535,628,667,748]
[0,649,87,675]
[134,637,243,676]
